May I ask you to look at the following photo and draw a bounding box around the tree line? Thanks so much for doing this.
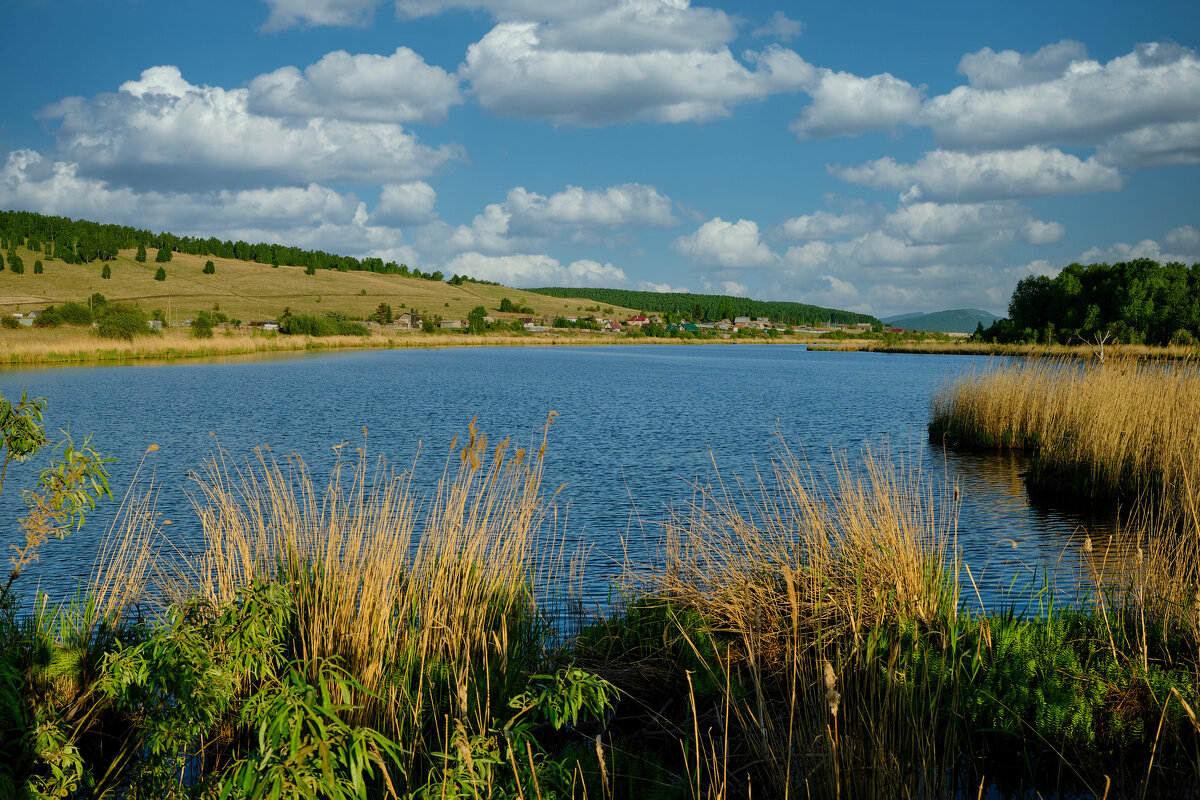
[975,259,1200,346]
[0,210,494,284]
[525,287,880,327]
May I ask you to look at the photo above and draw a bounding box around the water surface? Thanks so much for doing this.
[0,345,1133,615]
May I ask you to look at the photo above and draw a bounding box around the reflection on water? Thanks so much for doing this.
[942,448,1143,611]
[0,346,1161,617]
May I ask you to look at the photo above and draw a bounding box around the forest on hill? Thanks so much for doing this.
[527,287,879,327]
[977,259,1200,346]
[0,209,488,285]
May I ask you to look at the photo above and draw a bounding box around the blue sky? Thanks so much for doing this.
[2,0,1198,316]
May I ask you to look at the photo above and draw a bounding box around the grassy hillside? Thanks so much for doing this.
[882,308,1000,333]
[0,244,638,324]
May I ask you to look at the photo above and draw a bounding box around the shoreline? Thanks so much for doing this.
[4,327,1197,368]
[808,339,1200,359]
[0,326,804,368]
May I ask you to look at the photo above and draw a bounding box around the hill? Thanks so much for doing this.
[527,287,879,326]
[0,244,639,324]
[0,209,874,328]
[881,309,1000,333]
[0,211,640,323]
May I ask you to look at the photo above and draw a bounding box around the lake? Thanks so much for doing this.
[0,344,1132,617]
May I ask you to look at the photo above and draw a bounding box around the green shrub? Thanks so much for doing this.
[153,267,166,281]
[203,260,215,275]
[191,312,214,339]
[34,306,61,327]
[1,316,17,329]
[278,314,368,337]
[96,304,153,341]
[101,264,111,279]
[59,302,94,326]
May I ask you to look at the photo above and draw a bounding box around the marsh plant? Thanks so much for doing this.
[930,356,1200,508]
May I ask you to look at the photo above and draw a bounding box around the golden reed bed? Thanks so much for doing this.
[930,356,1200,510]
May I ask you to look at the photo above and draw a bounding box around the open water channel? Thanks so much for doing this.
[0,344,1136,618]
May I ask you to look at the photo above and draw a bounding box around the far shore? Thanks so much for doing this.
[2,326,1195,367]
[0,326,811,367]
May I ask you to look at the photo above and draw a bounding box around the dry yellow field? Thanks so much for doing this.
[0,245,638,324]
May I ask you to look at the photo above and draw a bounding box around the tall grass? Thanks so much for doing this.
[584,444,969,797]
[161,417,564,788]
[930,357,1200,506]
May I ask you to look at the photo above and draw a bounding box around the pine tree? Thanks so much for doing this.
[135,243,147,263]
[33,261,43,275]
[101,265,111,279]
[154,247,172,263]
[154,267,166,281]
[203,260,215,274]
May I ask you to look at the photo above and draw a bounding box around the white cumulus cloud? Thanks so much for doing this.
[397,0,608,21]
[372,182,438,226]
[791,69,924,138]
[1023,219,1065,245]
[439,252,630,287]
[925,42,1200,149]
[673,217,779,268]
[777,209,878,240]
[832,146,1123,202]
[260,0,381,29]
[1096,120,1200,168]
[417,182,675,255]
[461,20,811,125]
[882,201,1062,245]
[505,183,675,233]
[1164,225,1200,255]
[533,0,737,54]
[957,40,1089,89]
[248,48,463,124]
[42,66,463,192]
[752,11,803,41]
[1079,226,1200,264]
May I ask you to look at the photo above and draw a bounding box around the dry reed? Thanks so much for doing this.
[624,442,961,796]
[930,357,1200,508]
[144,412,561,784]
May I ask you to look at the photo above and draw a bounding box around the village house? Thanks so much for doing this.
[625,314,649,327]
[395,311,421,330]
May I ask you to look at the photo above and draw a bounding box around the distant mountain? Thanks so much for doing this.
[881,309,1001,333]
